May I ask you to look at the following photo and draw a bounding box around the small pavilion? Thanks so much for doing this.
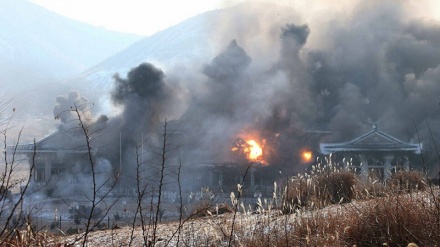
[320,125,422,181]
[10,129,93,193]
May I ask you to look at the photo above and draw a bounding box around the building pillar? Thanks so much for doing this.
[403,160,410,171]
[384,154,394,181]
[250,168,255,192]
[359,155,369,181]
[44,158,51,183]
[260,173,263,194]
[208,170,214,187]
[218,171,223,187]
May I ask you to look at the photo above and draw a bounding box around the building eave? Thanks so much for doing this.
[320,144,422,155]
[320,125,422,155]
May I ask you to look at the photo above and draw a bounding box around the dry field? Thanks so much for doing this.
[7,177,432,247]
[1,164,439,246]
[42,189,438,247]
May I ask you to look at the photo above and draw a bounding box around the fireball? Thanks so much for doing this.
[301,150,313,163]
[231,137,265,163]
[246,140,263,160]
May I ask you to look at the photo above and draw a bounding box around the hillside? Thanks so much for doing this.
[69,2,294,98]
[1,0,142,139]
[0,0,141,93]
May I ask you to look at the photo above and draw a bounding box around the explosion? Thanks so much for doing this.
[246,140,263,160]
[231,137,265,163]
[301,149,313,163]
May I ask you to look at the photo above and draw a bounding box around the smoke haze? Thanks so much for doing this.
[49,0,440,189]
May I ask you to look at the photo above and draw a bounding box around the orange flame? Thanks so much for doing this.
[246,140,263,160]
[301,150,313,163]
[231,137,265,163]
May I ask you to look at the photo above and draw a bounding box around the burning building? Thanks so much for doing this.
[11,3,440,196]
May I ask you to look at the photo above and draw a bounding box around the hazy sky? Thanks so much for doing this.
[29,0,234,36]
[28,0,440,37]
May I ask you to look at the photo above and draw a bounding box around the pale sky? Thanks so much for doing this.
[29,0,238,36]
[28,0,440,37]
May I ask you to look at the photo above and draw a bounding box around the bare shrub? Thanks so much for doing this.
[388,170,427,192]
[282,177,311,213]
[191,200,216,218]
[342,193,440,246]
[241,205,345,246]
[315,170,356,204]
[0,99,39,245]
[354,180,389,199]
[188,187,217,218]
[283,169,356,213]
[240,189,440,247]
[192,203,233,218]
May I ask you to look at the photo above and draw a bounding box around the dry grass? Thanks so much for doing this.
[7,187,435,246]
[282,177,311,213]
[388,170,427,192]
[0,220,61,247]
[240,168,438,247]
[191,202,233,218]
[355,179,390,199]
[282,169,356,213]
[341,193,440,246]
[314,170,356,204]
[239,190,440,247]
[1,166,439,246]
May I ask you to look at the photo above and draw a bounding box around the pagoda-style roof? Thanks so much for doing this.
[8,129,93,154]
[320,125,422,155]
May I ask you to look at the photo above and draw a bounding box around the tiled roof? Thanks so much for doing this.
[320,125,422,155]
[8,130,91,153]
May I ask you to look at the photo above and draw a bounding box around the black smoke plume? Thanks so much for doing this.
[111,63,174,136]
[52,1,440,191]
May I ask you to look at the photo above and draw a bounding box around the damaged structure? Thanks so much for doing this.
[14,126,284,197]
[13,129,96,196]
[183,162,278,197]
[13,123,425,196]
[320,125,422,181]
